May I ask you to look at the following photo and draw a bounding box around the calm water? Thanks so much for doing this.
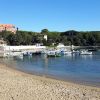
[1,52,100,86]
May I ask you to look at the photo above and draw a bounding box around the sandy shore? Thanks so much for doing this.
[0,64,100,100]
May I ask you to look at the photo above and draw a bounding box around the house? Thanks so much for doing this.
[0,24,17,34]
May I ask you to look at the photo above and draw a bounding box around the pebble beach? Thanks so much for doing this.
[0,64,100,100]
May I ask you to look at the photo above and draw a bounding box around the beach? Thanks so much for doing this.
[0,64,100,100]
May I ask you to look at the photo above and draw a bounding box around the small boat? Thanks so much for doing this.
[64,51,72,55]
[72,50,80,55]
[80,50,92,55]
[61,50,72,55]
[47,51,61,57]
[23,51,32,56]
[3,51,23,59]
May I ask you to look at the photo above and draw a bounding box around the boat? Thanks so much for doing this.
[61,50,72,55]
[72,50,80,55]
[47,51,61,57]
[23,51,32,56]
[80,50,92,55]
[7,51,23,58]
[63,51,72,55]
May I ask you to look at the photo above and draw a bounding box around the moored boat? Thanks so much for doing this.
[61,50,72,55]
[47,51,61,57]
[80,50,92,55]
[23,51,32,56]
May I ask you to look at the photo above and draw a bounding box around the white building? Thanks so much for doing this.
[43,35,47,41]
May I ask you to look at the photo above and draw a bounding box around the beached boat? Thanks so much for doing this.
[80,50,92,55]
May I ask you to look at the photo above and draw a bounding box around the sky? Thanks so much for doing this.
[0,0,100,32]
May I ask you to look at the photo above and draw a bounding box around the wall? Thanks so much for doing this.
[4,45,46,52]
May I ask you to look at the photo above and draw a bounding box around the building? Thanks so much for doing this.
[0,24,17,34]
[43,35,47,41]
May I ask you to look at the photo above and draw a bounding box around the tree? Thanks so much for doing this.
[41,29,49,35]
[0,30,100,46]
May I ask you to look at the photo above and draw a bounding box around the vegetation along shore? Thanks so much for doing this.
[0,29,100,46]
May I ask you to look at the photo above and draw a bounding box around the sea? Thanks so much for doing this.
[0,52,100,87]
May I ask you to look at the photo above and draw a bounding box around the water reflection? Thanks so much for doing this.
[80,55,93,60]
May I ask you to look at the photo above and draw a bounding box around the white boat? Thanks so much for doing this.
[23,51,32,56]
[80,50,92,55]
[64,51,72,55]
[72,50,79,53]
[8,51,23,58]
[61,50,72,55]
[47,50,61,57]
